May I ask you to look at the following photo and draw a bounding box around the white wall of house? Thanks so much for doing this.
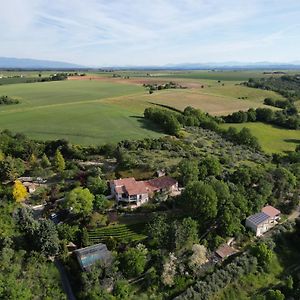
[246,218,274,236]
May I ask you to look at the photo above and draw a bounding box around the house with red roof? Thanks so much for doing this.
[110,176,178,206]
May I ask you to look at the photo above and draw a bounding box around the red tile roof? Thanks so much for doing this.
[146,176,177,192]
[261,205,281,218]
[112,176,177,196]
[112,178,148,196]
[113,177,135,187]
[216,244,237,259]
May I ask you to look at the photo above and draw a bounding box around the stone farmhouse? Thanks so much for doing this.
[110,176,178,206]
[245,205,281,236]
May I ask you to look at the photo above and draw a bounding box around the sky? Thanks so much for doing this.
[1,0,300,66]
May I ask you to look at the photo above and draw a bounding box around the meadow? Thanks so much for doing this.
[0,71,297,151]
[222,122,299,153]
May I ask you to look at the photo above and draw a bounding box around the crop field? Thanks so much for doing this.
[119,70,297,81]
[221,122,299,153]
[87,224,146,245]
[0,80,163,144]
[0,70,295,149]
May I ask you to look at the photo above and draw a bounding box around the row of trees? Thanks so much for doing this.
[244,75,300,99]
[263,97,292,109]
[144,106,261,150]
[223,107,300,129]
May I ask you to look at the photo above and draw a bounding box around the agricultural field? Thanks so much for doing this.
[0,70,296,149]
[115,70,298,81]
[0,79,163,144]
[222,122,300,153]
[87,224,147,245]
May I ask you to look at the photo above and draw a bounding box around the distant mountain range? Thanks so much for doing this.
[113,62,300,70]
[1,57,300,70]
[0,57,86,69]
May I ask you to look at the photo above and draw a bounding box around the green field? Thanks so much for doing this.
[0,71,296,149]
[222,122,299,153]
[112,70,299,81]
[0,80,163,144]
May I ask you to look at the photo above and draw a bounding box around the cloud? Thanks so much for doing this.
[0,0,300,65]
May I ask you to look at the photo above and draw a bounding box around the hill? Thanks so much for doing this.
[0,57,85,69]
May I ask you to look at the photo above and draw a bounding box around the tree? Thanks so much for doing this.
[113,280,131,299]
[65,187,94,216]
[35,220,60,256]
[271,167,296,200]
[251,243,274,267]
[147,214,169,248]
[247,108,257,122]
[0,150,5,161]
[29,153,38,167]
[266,289,285,300]
[237,127,260,149]
[201,156,221,177]
[173,217,199,251]
[181,181,218,223]
[218,204,242,236]
[0,156,25,181]
[120,244,148,278]
[162,252,177,287]
[189,244,208,271]
[41,153,51,168]
[12,180,28,202]
[87,176,107,195]
[178,159,199,186]
[13,207,38,234]
[54,149,65,173]
[93,194,112,211]
[256,108,274,122]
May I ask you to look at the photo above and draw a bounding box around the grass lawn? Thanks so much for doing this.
[221,123,300,153]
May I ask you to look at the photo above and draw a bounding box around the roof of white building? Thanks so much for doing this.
[262,205,281,218]
[247,212,270,226]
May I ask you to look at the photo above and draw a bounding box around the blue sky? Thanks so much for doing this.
[1,0,300,66]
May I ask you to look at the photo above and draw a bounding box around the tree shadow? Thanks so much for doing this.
[283,139,300,144]
[130,115,164,134]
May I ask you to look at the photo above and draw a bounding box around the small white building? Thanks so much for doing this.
[246,205,281,236]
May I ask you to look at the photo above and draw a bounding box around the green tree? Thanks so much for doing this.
[266,289,285,300]
[181,181,218,224]
[113,280,131,299]
[202,155,222,177]
[147,214,169,248]
[93,194,112,211]
[87,176,107,195]
[35,220,60,256]
[0,156,25,181]
[54,149,65,173]
[178,159,199,186]
[271,167,296,200]
[173,217,199,251]
[120,244,148,278]
[65,187,94,216]
[41,153,51,168]
[251,243,274,267]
